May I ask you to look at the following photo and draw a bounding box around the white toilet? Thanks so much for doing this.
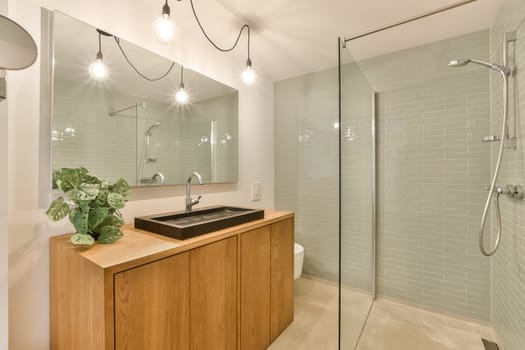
[294,243,304,280]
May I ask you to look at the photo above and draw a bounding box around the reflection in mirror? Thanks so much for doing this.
[0,15,38,70]
[51,11,238,187]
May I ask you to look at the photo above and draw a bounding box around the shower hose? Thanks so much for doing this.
[478,69,509,257]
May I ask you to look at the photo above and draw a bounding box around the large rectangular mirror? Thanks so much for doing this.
[50,11,238,186]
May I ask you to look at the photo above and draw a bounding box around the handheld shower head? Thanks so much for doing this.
[448,58,511,76]
[448,59,471,67]
[144,122,161,136]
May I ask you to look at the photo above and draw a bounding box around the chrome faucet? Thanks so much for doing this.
[186,172,203,212]
[152,172,165,185]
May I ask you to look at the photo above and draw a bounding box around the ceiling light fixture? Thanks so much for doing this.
[175,66,189,104]
[186,0,256,84]
[88,30,110,81]
[242,58,256,84]
[153,0,176,44]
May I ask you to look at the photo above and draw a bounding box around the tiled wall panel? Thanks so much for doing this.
[357,30,492,321]
[274,68,340,281]
[490,0,525,348]
[275,30,493,321]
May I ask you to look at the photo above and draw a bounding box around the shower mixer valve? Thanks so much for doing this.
[485,184,524,199]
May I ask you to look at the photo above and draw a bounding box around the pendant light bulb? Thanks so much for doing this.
[89,52,109,81]
[175,83,189,104]
[153,1,174,44]
[242,59,256,84]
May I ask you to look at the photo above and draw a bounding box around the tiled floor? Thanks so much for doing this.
[270,276,498,350]
[269,276,372,350]
[357,300,497,350]
[268,277,339,349]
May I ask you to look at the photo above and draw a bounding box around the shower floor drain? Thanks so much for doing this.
[482,339,500,350]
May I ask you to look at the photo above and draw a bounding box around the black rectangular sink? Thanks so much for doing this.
[134,205,265,240]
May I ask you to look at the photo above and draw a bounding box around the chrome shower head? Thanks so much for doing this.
[448,58,511,76]
[144,122,161,136]
[448,59,471,67]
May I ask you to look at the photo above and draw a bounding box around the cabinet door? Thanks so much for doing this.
[190,237,238,350]
[270,217,295,341]
[241,226,271,350]
[115,252,190,350]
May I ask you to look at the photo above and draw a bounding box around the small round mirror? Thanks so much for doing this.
[0,15,37,70]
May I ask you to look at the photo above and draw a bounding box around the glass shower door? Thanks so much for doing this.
[339,38,376,349]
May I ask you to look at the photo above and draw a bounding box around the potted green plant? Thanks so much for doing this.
[46,167,131,246]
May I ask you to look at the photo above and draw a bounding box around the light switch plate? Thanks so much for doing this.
[251,181,262,201]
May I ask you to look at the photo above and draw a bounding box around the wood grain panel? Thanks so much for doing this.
[51,210,293,274]
[115,253,190,350]
[50,240,107,350]
[240,226,271,350]
[270,217,295,341]
[190,237,238,350]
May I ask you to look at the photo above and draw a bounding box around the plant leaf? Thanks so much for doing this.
[45,197,69,221]
[98,225,123,244]
[70,233,95,246]
[71,203,89,234]
[111,179,131,199]
[88,207,109,230]
[95,190,109,207]
[65,189,89,202]
[54,168,88,192]
[79,183,100,200]
[107,193,125,209]
[95,213,124,230]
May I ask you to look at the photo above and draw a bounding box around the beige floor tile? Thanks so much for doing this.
[356,299,495,350]
[268,278,498,350]
[269,277,372,350]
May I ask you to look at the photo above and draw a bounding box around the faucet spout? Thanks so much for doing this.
[152,172,165,185]
[186,172,203,212]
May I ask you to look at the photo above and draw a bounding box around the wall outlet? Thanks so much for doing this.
[251,181,262,201]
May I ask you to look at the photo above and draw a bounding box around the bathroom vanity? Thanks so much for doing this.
[50,210,294,350]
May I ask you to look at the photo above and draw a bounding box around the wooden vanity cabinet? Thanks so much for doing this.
[240,217,295,349]
[50,210,293,350]
[115,252,191,350]
[241,226,272,349]
[190,237,238,350]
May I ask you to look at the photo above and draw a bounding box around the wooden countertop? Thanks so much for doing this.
[50,209,294,273]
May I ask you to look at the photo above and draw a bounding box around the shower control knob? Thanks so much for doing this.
[506,184,524,199]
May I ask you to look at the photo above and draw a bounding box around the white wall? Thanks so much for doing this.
[0,3,8,348]
[6,0,274,348]
[1,3,8,350]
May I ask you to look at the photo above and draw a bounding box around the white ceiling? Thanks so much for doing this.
[55,0,506,88]
[162,0,505,81]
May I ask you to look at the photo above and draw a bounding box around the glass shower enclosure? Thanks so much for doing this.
[338,39,376,349]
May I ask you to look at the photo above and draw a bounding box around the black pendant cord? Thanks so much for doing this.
[97,33,102,56]
[179,66,185,87]
[188,0,251,60]
[113,36,176,82]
